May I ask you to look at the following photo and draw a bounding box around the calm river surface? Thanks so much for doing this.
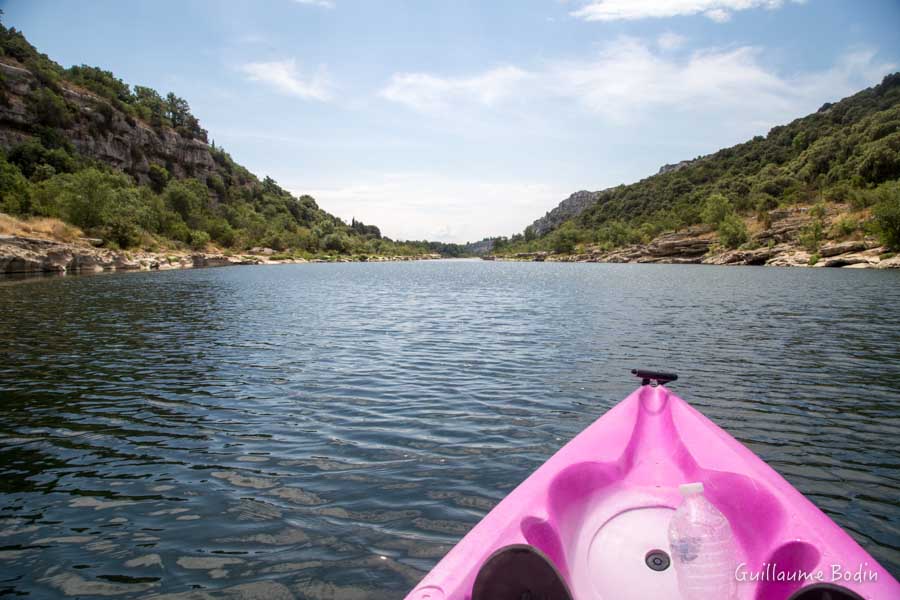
[1,261,899,598]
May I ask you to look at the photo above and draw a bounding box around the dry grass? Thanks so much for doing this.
[0,212,84,243]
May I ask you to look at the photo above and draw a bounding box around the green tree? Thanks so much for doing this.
[7,139,76,178]
[105,214,142,249]
[163,179,207,227]
[165,92,190,128]
[66,65,132,103]
[206,173,225,196]
[28,88,71,128]
[134,85,166,125]
[29,168,129,229]
[858,138,900,184]
[717,214,749,249]
[0,154,29,214]
[872,181,900,250]
[148,164,169,193]
[322,232,350,253]
[701,193,733,226]
[190,229,210,250]
[551,229,578,254]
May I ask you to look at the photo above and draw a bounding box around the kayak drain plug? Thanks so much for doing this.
[645,549,671,572]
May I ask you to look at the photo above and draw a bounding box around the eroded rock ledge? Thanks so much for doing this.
[0,235,442,275]
[488,208,900,269]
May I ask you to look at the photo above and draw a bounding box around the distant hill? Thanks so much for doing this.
[499,72,900,255]
[0,18,463,257]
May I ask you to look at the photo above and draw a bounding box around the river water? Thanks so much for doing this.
[1,261,898,597]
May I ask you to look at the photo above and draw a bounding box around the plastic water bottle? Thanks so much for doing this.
[668,482,738,600]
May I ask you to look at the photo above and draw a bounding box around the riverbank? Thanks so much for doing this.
[0,234,442,275]
[487,206,900,269]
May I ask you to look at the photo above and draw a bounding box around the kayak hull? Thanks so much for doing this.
[405,385,899,600]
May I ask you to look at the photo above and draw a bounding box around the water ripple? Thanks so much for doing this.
[1,261,899,596]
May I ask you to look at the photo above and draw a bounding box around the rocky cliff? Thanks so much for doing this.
[527,159,704,237]
[528,190,603,237]
[0,62,224,188]
[528,158,704,237]
[657,159,697,175]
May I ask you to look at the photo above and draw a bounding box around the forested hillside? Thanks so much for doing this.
[499,73,900,256]
[0,18,462,257]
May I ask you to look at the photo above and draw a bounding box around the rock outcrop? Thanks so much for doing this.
[489,207,899,270]
[657,159,697,175]
[0,235,257,275]
[528,190,603,237]
[0,235,443,275]
[0,62,220,187]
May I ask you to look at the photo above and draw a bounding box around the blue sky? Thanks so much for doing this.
[4,0,900,242]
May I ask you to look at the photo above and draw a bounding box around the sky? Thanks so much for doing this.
[3,1,900,243]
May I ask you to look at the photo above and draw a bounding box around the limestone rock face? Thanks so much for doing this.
[644,229,713,259]
[0,235,443,275]
[657,159,697,175]
[0,62,219,187]
[528,190,603,237]
[0,235,208,275]
[702,244,791,266]
[818,240,873,257]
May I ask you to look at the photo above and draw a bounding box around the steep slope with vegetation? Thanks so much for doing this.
[496,73,900,261]
[0,18,462,260]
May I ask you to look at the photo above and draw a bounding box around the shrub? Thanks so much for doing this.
[829,215,859,238]
[8,139,76,178]
[165,218,191,244]
[717,214,749,249]
[147,164,169,193]
[701,193,732,226]
[808,253,820,266]
[104,215,142,249]
[848,188,872,211]
[321,232,350,253]
[872,181,900,250]
[799,220,824,251]
[163,179,207,226]
[207,218,236,247]
[809,202,827,220]
[206,173,225,196]
[30,163,56,182]
[189,229,210,250]
[28,168,130,229]
[0,156,30,214]
[753,192,778,213]
[857,134,900,184]
[27,88,71,128]
[550,229,578,254]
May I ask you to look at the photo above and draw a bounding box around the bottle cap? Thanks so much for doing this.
[679,482,704,496]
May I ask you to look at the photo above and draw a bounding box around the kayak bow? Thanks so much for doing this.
[405,372,899,600]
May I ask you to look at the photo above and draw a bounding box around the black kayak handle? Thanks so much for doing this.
[632,369,678,386]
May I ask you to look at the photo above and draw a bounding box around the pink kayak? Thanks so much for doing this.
[405,371,899,600]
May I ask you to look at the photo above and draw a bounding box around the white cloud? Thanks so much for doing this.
[298,173,568,242]
[381,36,893,130]
[293,0,335,8]
[379,66,531,113]
[571,0,803,23]
[704,8,732,22]
[239,59,332,101]
[548,38,893,124]
[657,31,687,50]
